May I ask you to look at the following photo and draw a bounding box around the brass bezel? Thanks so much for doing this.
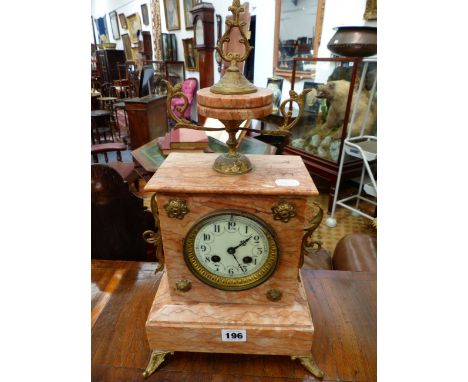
[183,210,279,291]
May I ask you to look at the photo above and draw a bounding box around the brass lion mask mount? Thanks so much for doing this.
[163,0,312,175]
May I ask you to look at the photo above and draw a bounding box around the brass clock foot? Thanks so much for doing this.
[291,354,324,378]
[142,350,174,379]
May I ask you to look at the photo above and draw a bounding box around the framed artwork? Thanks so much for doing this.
[91,16,97,46]
[266,77,284,112]
[109,11,120,40]
[169,34,178,59]
[95,15,108,43]
[161,33,178,61]
[163,0,181,31]
[119,13,128,29]
[143,61,167,94]
[121,33,133,60]
[141,4,149,25]
[183,0,195,30]
[165,61,186,86]
[182,38,198,71]
[161,33,170,61]
[127,13,142,44]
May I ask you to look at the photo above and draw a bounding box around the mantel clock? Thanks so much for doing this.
[142,1,324,379]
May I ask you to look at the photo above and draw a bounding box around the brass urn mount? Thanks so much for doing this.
[163,0,311,175]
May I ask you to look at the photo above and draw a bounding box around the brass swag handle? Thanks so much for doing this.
[164,80,312,140]
[142,194,164,272]
[299,201,324,271]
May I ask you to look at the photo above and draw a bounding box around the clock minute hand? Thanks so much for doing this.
[230,252,246,273]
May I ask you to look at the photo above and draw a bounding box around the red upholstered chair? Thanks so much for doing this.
[170,77,198,120]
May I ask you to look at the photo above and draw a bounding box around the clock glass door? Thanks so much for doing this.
[195,18,205,45]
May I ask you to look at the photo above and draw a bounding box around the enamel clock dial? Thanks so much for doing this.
[183,210,279,291]
[195,18,205,46]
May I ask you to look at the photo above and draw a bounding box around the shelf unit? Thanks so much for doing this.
[325,58,377,227]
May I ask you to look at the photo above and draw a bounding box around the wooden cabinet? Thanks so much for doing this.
[124,95,168,150]
[96,49,126,84]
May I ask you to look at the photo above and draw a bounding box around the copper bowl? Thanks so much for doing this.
[327,26,377,57]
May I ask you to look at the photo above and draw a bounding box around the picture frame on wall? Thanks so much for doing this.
[127,13,142,45]
[161,33,170,61]
[169,34,178,59]
[166,61,186,86]
[161,33,178,61]
[119,13,128,29]
[95,15,108,43]
[121,33,133,60]
[109,11,120,40]
[163,0,181,31]
[183,0,195,30]
[182,38,198,71]
[91,16,97,46]
[141,4,149,25]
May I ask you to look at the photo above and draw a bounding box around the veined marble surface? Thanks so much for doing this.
[146,272,314,356]
[157,192,307,305]
[145,154,318,196]
[197,87,272,109]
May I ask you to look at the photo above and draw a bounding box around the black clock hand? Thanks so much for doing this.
[230,252,246,274]
[227,236,252,254]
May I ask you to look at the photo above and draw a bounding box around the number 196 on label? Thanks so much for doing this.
[221,329,247,342]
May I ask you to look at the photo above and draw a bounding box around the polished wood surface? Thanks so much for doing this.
[124,95,168,150]
[91,260,376,381]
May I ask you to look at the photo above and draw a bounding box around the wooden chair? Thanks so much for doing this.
[91,142,139,190]
[91,110,114,144]
[112,63,130,99]
[91,164,157,261]
[126,61,139,98]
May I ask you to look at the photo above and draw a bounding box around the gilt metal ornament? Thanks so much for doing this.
[271,200,297,223]
[175,279,192,292]
[162,0,313,175]
[290,355,324,378]
[164,198,189,219]
[142,193,165,272]
[210,0,256,95]
[266,288,283,302]
[143,350,174,378]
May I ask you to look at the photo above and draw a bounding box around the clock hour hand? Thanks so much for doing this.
[227,236,252,254]
[226,237,252,274]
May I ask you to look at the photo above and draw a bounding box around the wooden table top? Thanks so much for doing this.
[92,260,376,382]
